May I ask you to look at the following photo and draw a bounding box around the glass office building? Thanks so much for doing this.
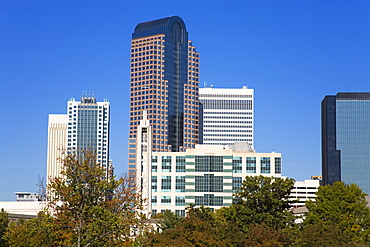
[322,93,370,194]
[129,16,199,176]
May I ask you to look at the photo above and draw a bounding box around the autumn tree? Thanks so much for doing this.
[4,211,56,247]
[46,150,146,246]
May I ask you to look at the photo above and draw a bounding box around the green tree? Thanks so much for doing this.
[218,176,296,232]
[4,211,56,247]
[47,150,146,246]
[303,181,370,245]
[0,208,9,246]
[154,210,182,231]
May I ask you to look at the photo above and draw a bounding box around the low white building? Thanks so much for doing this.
[289,179,320,207]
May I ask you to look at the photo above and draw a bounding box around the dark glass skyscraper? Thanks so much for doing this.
[322,93,370,194]
[128,16,199,176]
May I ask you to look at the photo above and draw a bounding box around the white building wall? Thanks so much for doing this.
[46,114,68,186]
[199,86,254,148]
[290,179,320,207]
[140,144,282,217]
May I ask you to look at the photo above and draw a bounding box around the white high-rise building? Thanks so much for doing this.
[46,96,110,185]
[46,114,68,185]
[199,86,254,148]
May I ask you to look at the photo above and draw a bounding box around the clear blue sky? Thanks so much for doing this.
[1,1,369,201]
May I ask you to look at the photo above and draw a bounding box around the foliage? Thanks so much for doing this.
[3,211,55,247]
[219,176,296,232]
[154,210,182,231]
[145,205,226,246]
[303,181,370,244]
[0,208,9,246]
[46,150,146,246]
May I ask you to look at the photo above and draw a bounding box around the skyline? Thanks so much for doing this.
[1,1,370,200]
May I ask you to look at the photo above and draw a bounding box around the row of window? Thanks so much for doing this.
[151,194,224,207]
[199,94,252,99]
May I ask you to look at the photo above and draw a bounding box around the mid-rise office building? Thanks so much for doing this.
[47,96,110,185]
[199,86,254,147]
[129,16,199,176]
[136,112,281,216]
[322,93,370,194]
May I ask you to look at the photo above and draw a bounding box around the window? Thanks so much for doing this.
[175,196,185,206]
[232,157,242,173]
[161,176,171,192]
[161,196,171,205]
[162,156,172,172]
[175,210,185,217]
[232,177,243,193]
[152,176,157,192]
[176,156,186,172]
[195,174,223,192]
[261,157,271,173]
[195,194,223,206]
[275,157,281,174]
[246,157,256,173]
[152,196,157,205]
[152,156,158,172]
[195,156,223,172]
[175,176,185,192]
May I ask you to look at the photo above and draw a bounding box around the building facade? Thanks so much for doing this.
[129,16,199,176]
[136,114,281,216]
[47,96,111,184]
[289,179,320,207]
[141,144,282,217]
[322,93,370,194]
[46,114,68,185]
[199,86,254,147]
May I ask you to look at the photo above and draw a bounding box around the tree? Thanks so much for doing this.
[145,205,226,247]
[303,181,370,244]
[0,208,9,246]
[218,176,296,232]
[154,210,182,231]
[4,211,56,247]
[46,150,146,246]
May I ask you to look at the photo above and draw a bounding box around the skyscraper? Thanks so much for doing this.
[199,86,254,147]
[46,114,68,184]
[322,93,370,193]
[47,96,110,184]
[129,16,199,176]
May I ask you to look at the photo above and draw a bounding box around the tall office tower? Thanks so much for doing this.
[129,16,199,176]
[47,96,111,184]
[46,114,68,186]
[322,93,370,194]
[199,86,254,147]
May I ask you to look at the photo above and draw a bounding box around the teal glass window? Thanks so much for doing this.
[176,156,186,172]
[232,157,242,173]
[161,176,171,192]
[275,157,281,174]
[246,157,256,173]
[195,156,223,172]
[261,157,270,173]
[162,156,172,172]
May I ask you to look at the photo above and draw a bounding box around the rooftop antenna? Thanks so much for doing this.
[204,81,207,88]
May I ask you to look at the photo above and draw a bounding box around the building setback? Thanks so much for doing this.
[199,86,254,147]
[128,16,199,177]
[322,92,370,194]
[46,96,111,185]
